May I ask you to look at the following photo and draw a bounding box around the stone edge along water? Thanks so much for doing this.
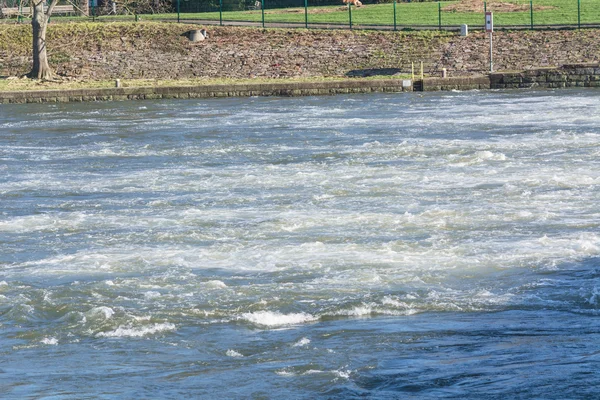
[1,63,599,104]
[0,78,413,104]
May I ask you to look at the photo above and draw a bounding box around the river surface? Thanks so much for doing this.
[1,89,600,399]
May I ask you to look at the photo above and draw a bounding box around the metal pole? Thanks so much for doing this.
[304,0,308,29]
[261,0,265,28]
[489,32,493,73]
[577,0,581,28]
[484,1,486,12]
[177,0,180,23]
[219,0,223,26]
[393,0,397,31]
[438,2,441,30]
[349,3,352,30]
[530,0,533,29]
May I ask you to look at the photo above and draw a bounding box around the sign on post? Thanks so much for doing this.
[485,11,493,32]
[485,12,493,72]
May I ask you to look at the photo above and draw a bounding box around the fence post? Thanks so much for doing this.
[438,2,441,30]
[393,0,397,31]
[530,0,533,29]
[261,0,265,28]
[577,0,580,28]
[305,0,308,28]
[219,0,223,26]
[177,0,180,23]
[349,4,352,29]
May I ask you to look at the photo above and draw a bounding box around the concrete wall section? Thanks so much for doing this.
[0,79,412,104]
[3,65,600,103]
[490,63,600,89]
[420,76,491,91]
[419,64,600,91]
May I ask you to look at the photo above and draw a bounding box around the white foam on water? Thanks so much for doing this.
[86,306,115,320]
[275,369,296,377]
[302,369,323,375]
[586,287,600,306]
[205,280,228,289]
[0,212,89,233]
[240,311,318,327]
[332,304,418,318]
[40,337,58,345]
[226,349,244,358]
[293,337,311,347]
[96,323,176,338]
[334,369,352,380]
[3,92,600,356]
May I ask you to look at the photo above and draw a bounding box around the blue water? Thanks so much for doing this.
[1,90,600,399]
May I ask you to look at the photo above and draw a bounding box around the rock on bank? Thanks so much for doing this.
[1,22,599,79]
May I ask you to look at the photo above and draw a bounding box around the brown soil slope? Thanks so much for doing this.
[1,22,599,79]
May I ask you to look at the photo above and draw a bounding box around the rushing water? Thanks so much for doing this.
[1,89,600,399]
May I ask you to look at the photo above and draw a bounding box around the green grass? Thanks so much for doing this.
[7,0,600,27]
[149,0,600,27]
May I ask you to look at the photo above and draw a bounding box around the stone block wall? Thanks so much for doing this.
[0,78,412,104]
[416,64,600,91]
[490,63,600,89]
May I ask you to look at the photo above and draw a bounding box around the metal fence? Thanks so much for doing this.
[168,0,600,30]
[3,0,600,30]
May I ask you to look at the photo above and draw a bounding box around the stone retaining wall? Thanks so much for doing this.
[0,78,412,104]
[3,65,600,103]
[420,76,491,91]
[490,63,600,89]
[420,63,600,91]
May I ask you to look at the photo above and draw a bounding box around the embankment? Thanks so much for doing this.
[2,22,600,80]
[0,78,413,103]
[3,64,600,103]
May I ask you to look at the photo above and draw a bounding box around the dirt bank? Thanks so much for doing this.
[1,22,599,80]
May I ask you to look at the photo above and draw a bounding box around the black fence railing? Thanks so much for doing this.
[3,0,600,30]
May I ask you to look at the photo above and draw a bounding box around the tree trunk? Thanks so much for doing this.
[78,0,89,17]
[29,0,54,80]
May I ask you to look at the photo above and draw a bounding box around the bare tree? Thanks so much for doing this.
[29,0,59,80]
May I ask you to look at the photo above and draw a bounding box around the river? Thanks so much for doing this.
[1,89,599,398]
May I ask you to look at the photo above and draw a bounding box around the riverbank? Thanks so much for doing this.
[0,77,414,103]
[3,22,600,81]
[2,63,600,103]
[2,22,600,103]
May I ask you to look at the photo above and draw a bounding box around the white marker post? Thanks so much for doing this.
[485,12,493,73]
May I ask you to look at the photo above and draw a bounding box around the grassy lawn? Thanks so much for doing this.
[6,0,599,27]
[143,0,600,27]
